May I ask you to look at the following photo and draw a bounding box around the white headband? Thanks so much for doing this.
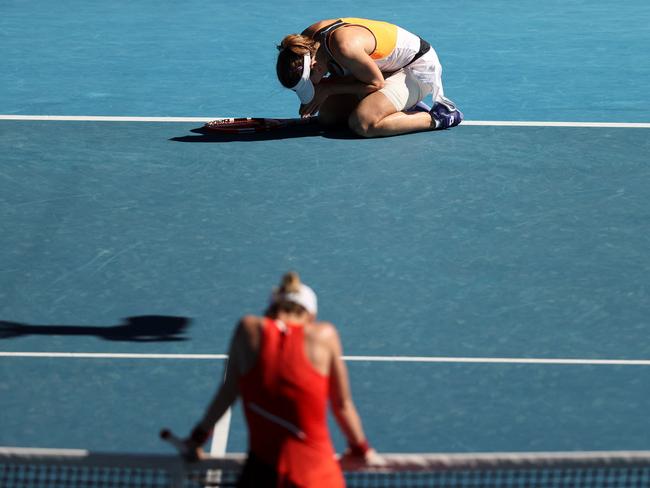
[289,54,315,104]
[271,283,318,316]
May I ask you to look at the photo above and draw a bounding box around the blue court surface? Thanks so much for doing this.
[1,0,649,456]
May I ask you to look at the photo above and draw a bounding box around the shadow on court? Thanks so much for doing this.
[170,124,359,143]
[0,315,191,342]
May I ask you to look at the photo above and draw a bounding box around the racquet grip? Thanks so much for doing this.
[159,429,199,462]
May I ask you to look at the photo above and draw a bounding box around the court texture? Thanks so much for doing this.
[1,0,649,457]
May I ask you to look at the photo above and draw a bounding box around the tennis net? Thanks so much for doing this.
[2,447,650,487]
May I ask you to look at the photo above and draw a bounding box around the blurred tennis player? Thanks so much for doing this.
[276,18,463,137]
[183,272,377,487]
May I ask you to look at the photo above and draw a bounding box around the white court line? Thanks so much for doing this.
[0,352,228,359]
[0,114,649,128]
[461,120,650,128]
[0,115,212,122]
[1,351,649,365]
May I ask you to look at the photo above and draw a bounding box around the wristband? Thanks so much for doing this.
[348,439,370,456]
[190,425,211,446]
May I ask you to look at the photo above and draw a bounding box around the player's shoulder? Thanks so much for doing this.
[302,18,337,37]
[237,315,264,334]
[328,24,368,57]
[310,320,340,342]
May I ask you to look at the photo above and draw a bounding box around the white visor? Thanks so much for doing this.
[289,54,315,104]
[271,283,318,316]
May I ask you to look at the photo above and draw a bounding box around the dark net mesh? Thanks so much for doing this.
[2,449,649,487]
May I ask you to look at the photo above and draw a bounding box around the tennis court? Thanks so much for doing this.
[1,0,649,476]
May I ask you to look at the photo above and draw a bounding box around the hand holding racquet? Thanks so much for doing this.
[340,447,386,469]
[202,117,314,134]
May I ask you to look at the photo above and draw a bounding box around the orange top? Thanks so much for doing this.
[340,17,398,59]
[239,318,345,488]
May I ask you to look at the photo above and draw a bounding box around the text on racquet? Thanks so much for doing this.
[202,117,313,134]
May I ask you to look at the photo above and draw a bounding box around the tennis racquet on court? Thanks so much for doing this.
[202,117,314,134]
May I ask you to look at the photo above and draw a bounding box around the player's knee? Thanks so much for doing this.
[348,112,378,138]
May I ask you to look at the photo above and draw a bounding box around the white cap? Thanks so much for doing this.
[289,54,315,104]
[273,282,318,315]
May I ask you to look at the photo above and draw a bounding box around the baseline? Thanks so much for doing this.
[1,115,649,128]
[1,351,649,366]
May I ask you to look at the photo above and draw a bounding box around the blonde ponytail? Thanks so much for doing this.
[278,271,302,294]
[266,271,311,318]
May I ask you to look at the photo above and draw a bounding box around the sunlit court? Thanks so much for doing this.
[1,1,649,486]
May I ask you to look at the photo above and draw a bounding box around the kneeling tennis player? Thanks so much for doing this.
[276,17,463,137]
[183,272,377,487]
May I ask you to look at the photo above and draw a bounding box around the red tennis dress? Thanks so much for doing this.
[239,318,345,488]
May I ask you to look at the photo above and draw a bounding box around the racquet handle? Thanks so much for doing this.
[160,429,198,461]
